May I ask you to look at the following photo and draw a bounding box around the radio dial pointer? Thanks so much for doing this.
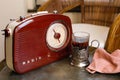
[53,29,61,43]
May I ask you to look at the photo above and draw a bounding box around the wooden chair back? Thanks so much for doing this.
[105,14,120,52]
[81,0,120,26]
[37,0,81,14]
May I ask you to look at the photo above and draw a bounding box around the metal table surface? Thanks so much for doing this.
[0,54,120,80]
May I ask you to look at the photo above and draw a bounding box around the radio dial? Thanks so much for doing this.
[46,22,68,51]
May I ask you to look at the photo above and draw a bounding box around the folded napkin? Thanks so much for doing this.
[86,48,120,74]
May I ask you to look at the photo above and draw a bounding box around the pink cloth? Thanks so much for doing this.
[86,48,120,74]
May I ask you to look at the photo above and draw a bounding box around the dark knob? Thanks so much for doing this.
[1,29,11,37]
[20,16,25,21]
[54,33,61,39]
[10,19,16,21]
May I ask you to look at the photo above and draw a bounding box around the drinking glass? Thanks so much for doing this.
[70,31,90,67]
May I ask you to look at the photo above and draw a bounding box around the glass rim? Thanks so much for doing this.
[73,31,90,38]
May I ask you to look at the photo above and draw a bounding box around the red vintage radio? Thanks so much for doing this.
[3,11,72,74]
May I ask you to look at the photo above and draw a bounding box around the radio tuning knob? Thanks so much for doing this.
[10,19,16,21]
[20,16,25,21]
[53,10,58,14]
[1,29,11,37]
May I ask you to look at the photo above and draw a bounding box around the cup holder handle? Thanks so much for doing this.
[90,40,100,48]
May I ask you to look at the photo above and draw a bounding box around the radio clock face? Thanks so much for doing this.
[46,22,69,51]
